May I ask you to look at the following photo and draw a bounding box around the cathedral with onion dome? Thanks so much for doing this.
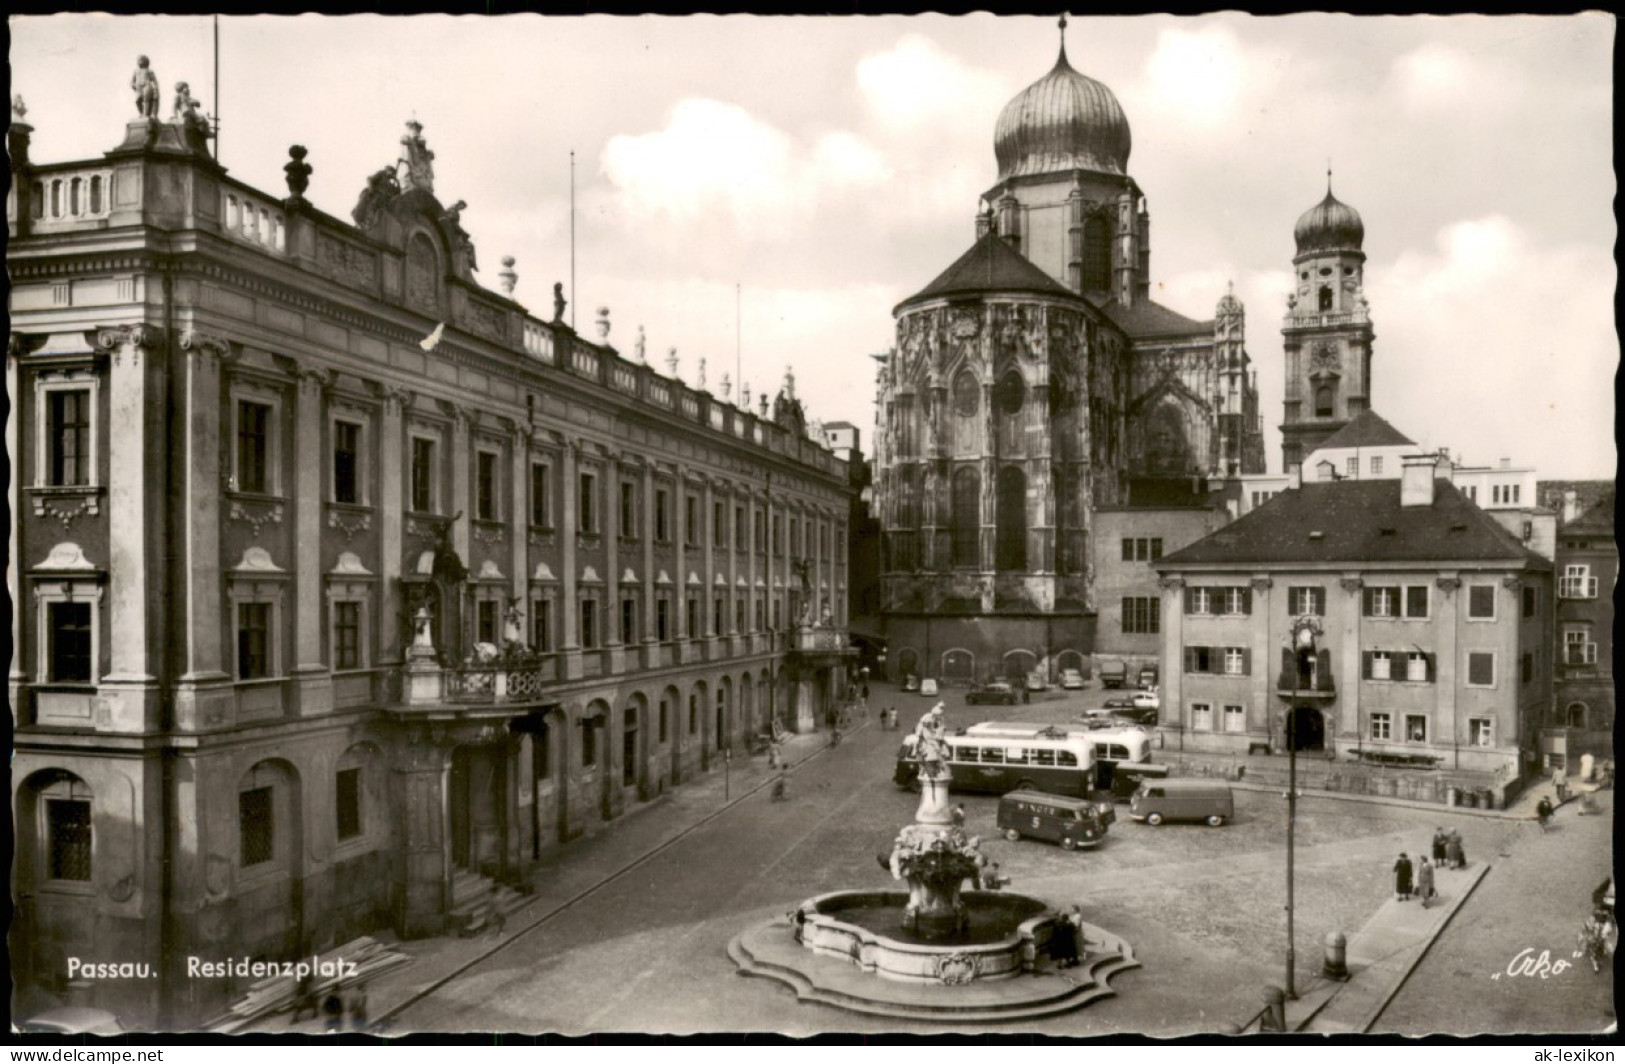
[872,25,1270,683]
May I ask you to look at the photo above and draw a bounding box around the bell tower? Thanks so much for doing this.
[1280,173,1376,471]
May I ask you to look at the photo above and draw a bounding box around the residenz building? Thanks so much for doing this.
[6,80,854,1026]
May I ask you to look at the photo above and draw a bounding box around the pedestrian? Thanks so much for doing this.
[861,682,870,704]
[952,803,966,827]
[1417,856,1435,910]
[981,861,1005,891]
[1449,829,1466,870]
[1536,795,1554,831]
[348,985,369,1032]
[1554,766,1569,803]
[772,771,790,802]
[322,990,344,1032]
[1431,827,1448,864]
[1048,914,1080,970]
[767,740,782,769]
[1022,685,1031,705]
[1393,852,1414,901]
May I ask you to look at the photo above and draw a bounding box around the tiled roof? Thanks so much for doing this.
[896,233,1081,310]
[1314,409,1415,450]
[1565,495,1616,536]
[1156,478,1551,569]
[1088,295,1211,338]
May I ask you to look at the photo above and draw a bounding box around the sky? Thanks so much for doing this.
[9,13,1618,479]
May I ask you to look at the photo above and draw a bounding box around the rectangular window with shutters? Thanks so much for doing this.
[1290,587,1326,616]
[1369,650,1392,681]
[333,600,361,671]
[47,799,92,881]
[475,451,499,521]
[1404,585,1429,619]
[1185,646,1215,673]
[1467,585,1496,620]
[530,464,551,527]
[237,602,272,680]
[1223,705,1246,732]
[579,473,597,533]
[333,420,362,504]
[1370,713,1392,741]
[1364,586,1398,618]
[1191,703,1213,731]
[1187,588,1213,615]
[410,437,436,513]
[580,599,598,649]
[239,786,274,867]
[47,601,93,684]
[335,767,362,841]
[1469,718,1493,747]
[532,599,551,651]
[47,389,92,487]
[1223,647,1249,675]
[1221,587,1251,615]
[1466,651,1495,687]
[1406,651,1431,682]
[237,400,272,494]
[1121,597,1160,634]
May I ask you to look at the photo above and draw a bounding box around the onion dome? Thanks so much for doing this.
[1294,184,1365,254]
[994,43,1132,181]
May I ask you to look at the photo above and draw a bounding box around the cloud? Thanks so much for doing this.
[1142,26,1250,125]
[855,34,1009,139]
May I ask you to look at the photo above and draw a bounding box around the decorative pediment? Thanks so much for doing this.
[715,573,729,586]
[476,559,505,581]
[688,572,703,586]
[330,551,372,576]
[233,546,284,573]
[35,541,97,571]
[656,569,673,586]
[532,562,557,582]
[621,568,640,585]
[581,565,602,585]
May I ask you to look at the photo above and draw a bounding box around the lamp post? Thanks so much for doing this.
[1285,615,1320,1000]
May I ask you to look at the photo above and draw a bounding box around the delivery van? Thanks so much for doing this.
[1128,778,1233,827]
[996,790,1112,850]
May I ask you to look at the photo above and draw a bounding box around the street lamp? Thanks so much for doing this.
[1285,615,1320,1000]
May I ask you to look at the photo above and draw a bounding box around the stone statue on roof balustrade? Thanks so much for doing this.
[398,119,435,195]
[131,56,160,119]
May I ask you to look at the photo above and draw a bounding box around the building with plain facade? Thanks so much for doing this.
[872,31,1265,687]
[7,92,852,1027]
[1542,483,1615,767]
[1152,454,1553,799]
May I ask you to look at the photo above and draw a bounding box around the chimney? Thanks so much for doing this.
[1401,453,1438,508]
[1563,490,1580,523]
[1287,463,1302,490]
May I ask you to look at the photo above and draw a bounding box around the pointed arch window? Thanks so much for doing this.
[995,465,1027,571]
[1082,215,1111,292]
[951,466,981,568]
[952,370,980,417]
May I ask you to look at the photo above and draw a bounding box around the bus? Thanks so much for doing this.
[963,722,1151,768]
[893,728,1107,805]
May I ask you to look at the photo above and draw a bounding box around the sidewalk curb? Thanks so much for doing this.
[365,720,872,1033]
[1350,862,1492,1033]
[1225,780,1532,821]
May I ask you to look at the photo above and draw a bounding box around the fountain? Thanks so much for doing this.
[729,704,1140,1021]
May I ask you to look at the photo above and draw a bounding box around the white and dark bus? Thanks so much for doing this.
[893,727,1107,803]
[901,722,1162,799]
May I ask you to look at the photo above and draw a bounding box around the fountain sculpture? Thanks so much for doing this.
[729,704,1140,1019]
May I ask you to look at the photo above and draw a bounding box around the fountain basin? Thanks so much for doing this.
[798,890,1052,984]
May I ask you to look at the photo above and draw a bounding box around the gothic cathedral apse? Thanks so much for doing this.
[873,26,1265,686]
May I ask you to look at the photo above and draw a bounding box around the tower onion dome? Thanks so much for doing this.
[993,44,1132,181]
[1294,186,1365,254]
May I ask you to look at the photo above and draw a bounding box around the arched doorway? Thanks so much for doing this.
[897,648,920,682]
[1286,706,1325,752]
[1003,648,1036,682]
[941,648,976,686]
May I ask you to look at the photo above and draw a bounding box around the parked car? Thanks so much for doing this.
[919,677,939,697]
[903,675,919,692]
[1025,670,1048,692]
[1103,690,1160,711]
[16,1007,125,1036]
[1059,668,1087,690]
[1098,660,1128,689]
[966,681,1020,706]
[997,790,1112,851]
[1137,665,1160,689]
[1129,779,1234,827]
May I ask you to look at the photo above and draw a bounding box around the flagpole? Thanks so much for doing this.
[570,150,576,333]
[736,282,741,405]
[212,14,220,161]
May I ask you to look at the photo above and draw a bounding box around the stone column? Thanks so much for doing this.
[559,438,581,678]
[675,464,691,656]
[726,485,740,641]
[641,461,657,668]
[746,489,759,648]
[173,330,234,730]
[291,365,333,717]
[511,428,530,631]
[378,388,408,670]
[604,452,623,673]
[449,406,471,564]
[95,324,164,732]
[702,477,717,655]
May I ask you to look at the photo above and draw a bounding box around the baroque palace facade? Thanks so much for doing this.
[873,33,1266,684]
[7,92,852,1026]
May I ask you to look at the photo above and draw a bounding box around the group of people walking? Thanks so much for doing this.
[1393,828,1467,908]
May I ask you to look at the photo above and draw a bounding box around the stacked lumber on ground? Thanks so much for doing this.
[203,936,412,1032]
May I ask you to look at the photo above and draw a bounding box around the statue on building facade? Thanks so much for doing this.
[553,282,567,323]
[131,56,160,119]
[352,166,400,230]
[697,357,707,391]
[397,119,435,194]
[634,325,646,364]
[171,81,213,153]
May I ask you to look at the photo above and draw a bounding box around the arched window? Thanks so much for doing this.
[952,370,980,417]
[996,370,1026,415]
[406,232,439,310]
[995,465,1027,571]
[1318,286,1333,312]
[1314,383,1335,418]
[1566,702,1588,729]
[951,466,981,568]
[1082,216,1111,292]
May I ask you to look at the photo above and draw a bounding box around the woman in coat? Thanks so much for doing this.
[1431,828,1448,864]
[1416,856,1436,909]
[1394,852,1414,901]
[1446,830,1464,870]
